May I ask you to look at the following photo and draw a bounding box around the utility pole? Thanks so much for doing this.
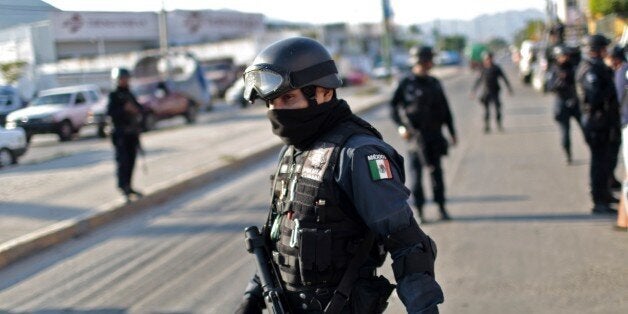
[381,0,393,83]
[158,0,169,57]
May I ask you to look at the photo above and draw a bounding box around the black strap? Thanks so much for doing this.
[324,232,375,314]
[290,60,338,87]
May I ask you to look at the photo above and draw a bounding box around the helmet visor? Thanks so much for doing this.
[243,65,289,102]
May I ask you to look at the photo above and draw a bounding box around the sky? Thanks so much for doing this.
[43,0,548,25]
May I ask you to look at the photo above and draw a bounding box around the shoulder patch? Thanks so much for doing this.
[367,154,393,181]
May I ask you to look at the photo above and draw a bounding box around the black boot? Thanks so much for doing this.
[592,203,617,214]
[415,205,424,223]
[438,203,451,221]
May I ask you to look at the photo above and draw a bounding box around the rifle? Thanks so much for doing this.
[244,226,290,314]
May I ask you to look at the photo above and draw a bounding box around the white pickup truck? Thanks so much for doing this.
[5,85,103,142]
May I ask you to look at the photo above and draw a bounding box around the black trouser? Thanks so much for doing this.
[409,139,445,209]
[553,97,582,156]
[583,130,611,204]
[112,131,140,191]
[482,92,502,128]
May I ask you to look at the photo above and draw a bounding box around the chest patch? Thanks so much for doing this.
[367,154,393,180]
[301,145,334,182]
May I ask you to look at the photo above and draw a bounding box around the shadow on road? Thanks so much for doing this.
[11,148,171,172]
[0,202,88,221]
[447,212,613,223]
[505,106,549,116]
[0,309,132,314]
[448,194,529,203]
[497,124,556,134]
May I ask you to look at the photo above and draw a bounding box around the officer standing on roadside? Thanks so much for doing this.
[235,37,443,314]
[471,51,514,133]
[576,34,620,214]
[390,46,457,222]
[547,45,582,164]
[107,68,144,201]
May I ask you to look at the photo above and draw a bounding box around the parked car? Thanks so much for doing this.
[435,50,462,66]
[225,79,264,108]
[86,95,109,138]
[0,86,25,127]
[203,58,238,98]
[0,126,27,168]
[5,85,102,142]
[133,79,196,131]
[133,51,212,111]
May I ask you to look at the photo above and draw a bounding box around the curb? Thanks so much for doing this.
[0,88,393,270]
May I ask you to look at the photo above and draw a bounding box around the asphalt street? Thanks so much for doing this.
[0,64,626,313]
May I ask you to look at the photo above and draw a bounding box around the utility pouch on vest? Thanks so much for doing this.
[349,276,396,314]
[298,228,332,285]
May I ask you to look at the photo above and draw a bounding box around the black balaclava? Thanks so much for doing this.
[267,90,352,150]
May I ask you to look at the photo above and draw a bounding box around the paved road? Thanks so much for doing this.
[0,65,626,313]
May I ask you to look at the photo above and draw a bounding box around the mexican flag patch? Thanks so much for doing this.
[367,154,393,180]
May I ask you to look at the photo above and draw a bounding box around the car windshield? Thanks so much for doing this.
[132,84,154,97]
[32,93,72,106]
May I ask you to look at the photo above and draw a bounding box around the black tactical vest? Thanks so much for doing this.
[268,117,382,290]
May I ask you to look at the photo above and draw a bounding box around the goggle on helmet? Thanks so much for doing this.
[243,59,339,103]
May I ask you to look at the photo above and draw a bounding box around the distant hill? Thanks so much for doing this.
[418,9,545,43]
[0,0,59,30]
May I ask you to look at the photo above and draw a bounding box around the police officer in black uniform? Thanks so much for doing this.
[235,37,444,313]
[471,51,513,133]
[576,34,620,214]
[390,46,457,222]
[547,45,582,164]
[107,68,144,201]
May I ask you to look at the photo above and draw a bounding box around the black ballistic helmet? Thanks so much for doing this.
[111,67,131,80]
[410,46,434,64]
[243,37,342,102]
[610,45,627,62]
[582,34,611,51]
[552,45,568,57]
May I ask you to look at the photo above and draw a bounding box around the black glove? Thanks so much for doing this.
[234,296,263,314]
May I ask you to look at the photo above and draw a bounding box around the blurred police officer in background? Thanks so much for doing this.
[107,68,144,202]
[547,45,582,164]
[471,51,514,133]
[576,34,620,214]
[235,37,443,314]
[390,46,457,222]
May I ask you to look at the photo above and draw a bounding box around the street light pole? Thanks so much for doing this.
[158,0,169,57]
[381,0,393,83]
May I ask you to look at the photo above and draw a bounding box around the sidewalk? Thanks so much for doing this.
[0,67,462,268]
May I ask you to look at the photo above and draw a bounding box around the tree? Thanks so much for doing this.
[0,61,27,84]
[439,35,467,51]
[514,20,545,47]
[589,0,628,17]
[488,37,509,51]
[409,24,422,35]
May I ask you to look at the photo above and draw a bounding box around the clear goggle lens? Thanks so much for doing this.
[243,69,285,101]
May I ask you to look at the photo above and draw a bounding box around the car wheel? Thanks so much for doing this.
[143,112,156,131]
[0,148,13,168]
[184,103,198,124]
[58,120,73,142]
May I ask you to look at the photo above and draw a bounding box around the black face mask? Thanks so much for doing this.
[266,98,351,150]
